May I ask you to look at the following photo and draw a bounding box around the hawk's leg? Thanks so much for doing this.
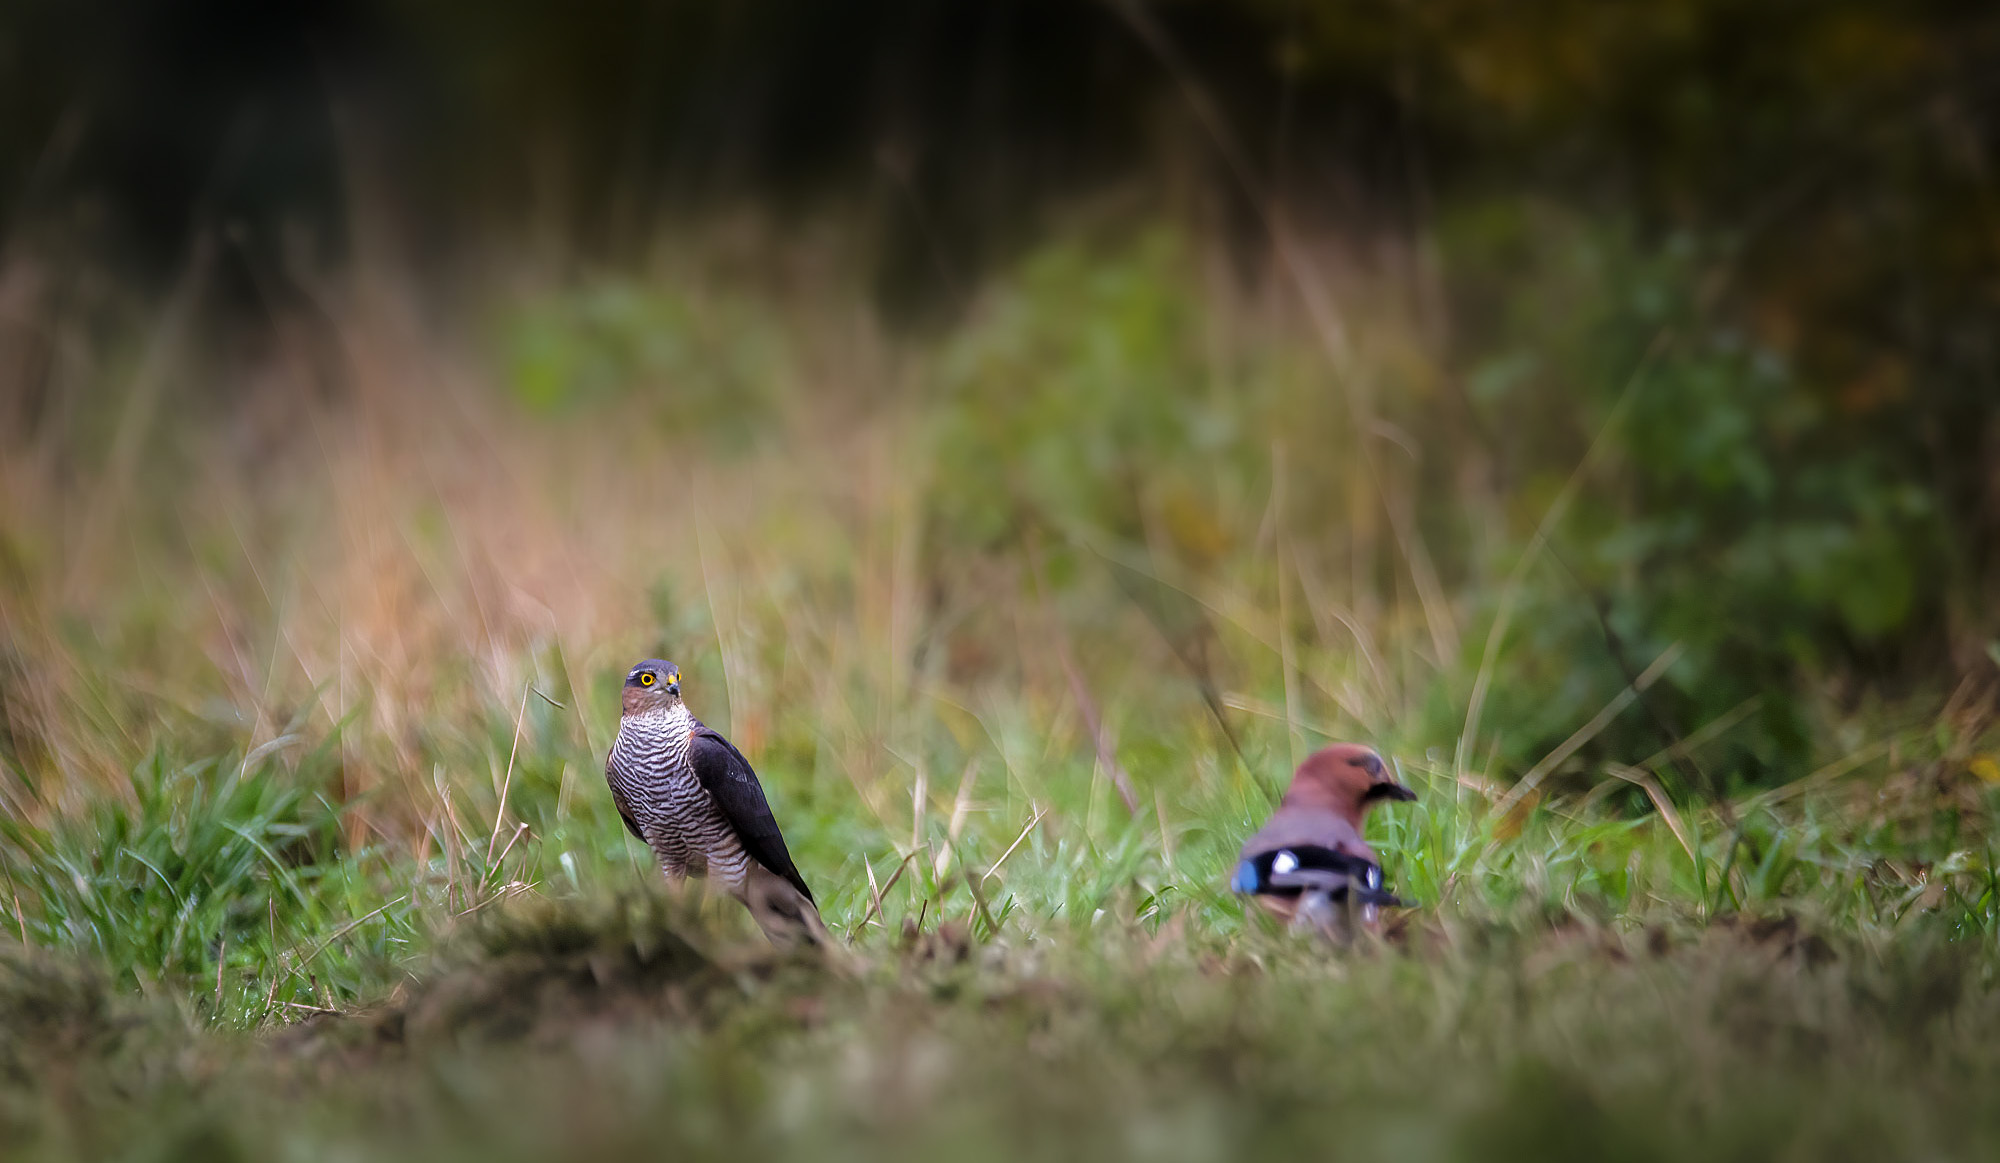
[646,836,705,902]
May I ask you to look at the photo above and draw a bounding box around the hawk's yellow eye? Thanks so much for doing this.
[638,672,655,687]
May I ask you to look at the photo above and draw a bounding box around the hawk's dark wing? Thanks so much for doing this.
[688,727,815,903]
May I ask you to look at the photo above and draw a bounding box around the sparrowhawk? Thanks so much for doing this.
[605,659,826,944]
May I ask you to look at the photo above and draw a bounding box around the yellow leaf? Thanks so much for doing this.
[1970,756,2000,785]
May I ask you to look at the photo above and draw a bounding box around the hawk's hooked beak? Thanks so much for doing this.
[666,680,680,697]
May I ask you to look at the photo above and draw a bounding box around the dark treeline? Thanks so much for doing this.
[2,0,1405,298]
[13,1,1990,303]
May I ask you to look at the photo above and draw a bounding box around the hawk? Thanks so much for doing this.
[1231,743,1415,938]
[605,659,826,944]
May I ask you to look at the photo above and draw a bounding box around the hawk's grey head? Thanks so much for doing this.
[622,659,682,714]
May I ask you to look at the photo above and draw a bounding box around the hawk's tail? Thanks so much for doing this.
[742,863,831,948]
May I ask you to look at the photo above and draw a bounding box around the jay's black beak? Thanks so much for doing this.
[1365,781,1418,803]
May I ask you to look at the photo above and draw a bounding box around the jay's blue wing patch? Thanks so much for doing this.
[1233,845,1403,908]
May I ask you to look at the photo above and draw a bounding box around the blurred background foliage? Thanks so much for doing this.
[1,0,1996,822]
[5,17,2000,1157]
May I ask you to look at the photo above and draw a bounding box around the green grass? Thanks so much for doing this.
[3,225,1999,1160]
[2,698,1996,1161]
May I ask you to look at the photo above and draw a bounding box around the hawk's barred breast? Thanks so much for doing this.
[607,704,753,888]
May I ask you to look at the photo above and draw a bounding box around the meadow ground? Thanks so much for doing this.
[2,233,1997,1161]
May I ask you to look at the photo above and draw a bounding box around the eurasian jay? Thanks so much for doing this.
[1231,743,1415,937]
